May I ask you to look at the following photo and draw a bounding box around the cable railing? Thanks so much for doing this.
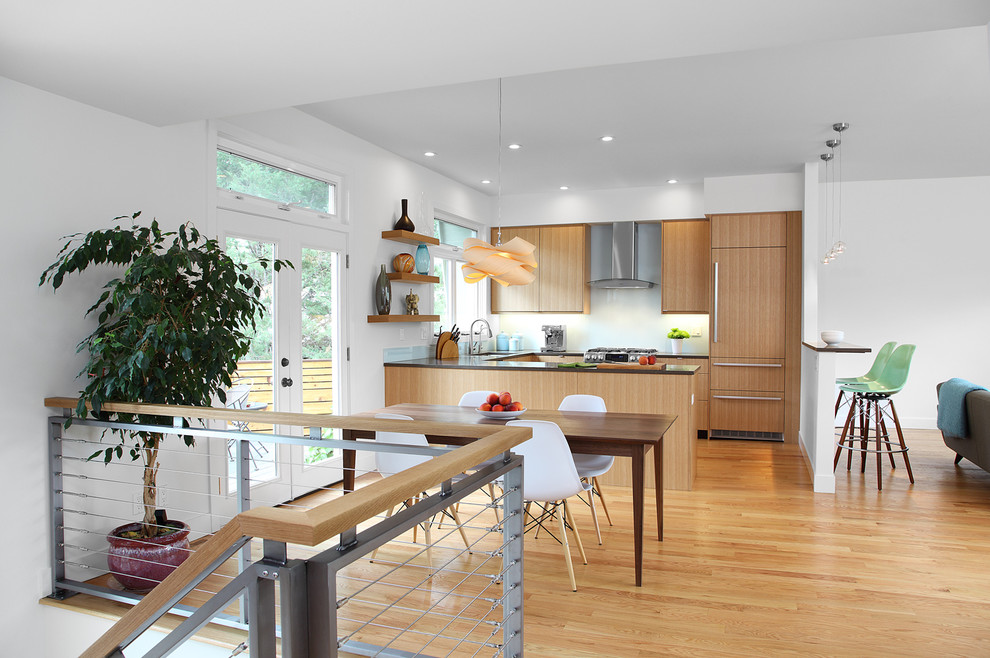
[45,398,530,658]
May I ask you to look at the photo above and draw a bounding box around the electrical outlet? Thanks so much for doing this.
[421,325,429,340]
[692,327,703,337]
[399,328,406,340]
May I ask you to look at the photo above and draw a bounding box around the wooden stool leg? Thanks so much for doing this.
[587,487,602,545]
[448,505,471,551]
[874,399,883,491]
[564,499,587,565]
[878,403,897,468]
[859,396,870,473]
[834,394,858,470]
[888,399,915,484]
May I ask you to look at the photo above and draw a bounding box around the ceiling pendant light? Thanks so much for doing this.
[832,122,849,254]
[462,79,537,287]
[821,151,833,264]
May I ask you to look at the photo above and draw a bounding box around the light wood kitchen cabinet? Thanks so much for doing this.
[489,226,541,313]
[710,212,786,248]
[661,219,710,313]
[658,356,709,432]
[707,211,797,441]
[490,224,589,313]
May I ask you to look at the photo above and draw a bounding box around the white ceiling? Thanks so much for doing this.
[3,1,989,194]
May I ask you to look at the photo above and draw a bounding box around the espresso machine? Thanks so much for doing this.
[541,324,566,352]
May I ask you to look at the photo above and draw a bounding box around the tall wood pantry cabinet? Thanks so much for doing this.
[708,212,800,440]
[490,224,590,313]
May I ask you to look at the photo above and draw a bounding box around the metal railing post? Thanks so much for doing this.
[236,435,252,626]
[48,417,73,600]
[501,462,525,657]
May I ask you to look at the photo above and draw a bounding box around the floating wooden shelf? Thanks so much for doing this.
[381,230,439,246]
[386,272,440,284]
[368,314,440,323]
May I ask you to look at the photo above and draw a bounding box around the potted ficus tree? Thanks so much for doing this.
[41,212,288,590]
[667,327,690,355]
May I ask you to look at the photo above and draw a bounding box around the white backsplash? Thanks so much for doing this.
[496,286,709,354]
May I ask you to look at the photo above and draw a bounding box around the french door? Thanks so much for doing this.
[215,208,348,507]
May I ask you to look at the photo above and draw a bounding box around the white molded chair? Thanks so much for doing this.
[372,413,470,565]
[457,390,499,408]
[458,390,503,521]
[558,394,614,545]
[507,419,590,591]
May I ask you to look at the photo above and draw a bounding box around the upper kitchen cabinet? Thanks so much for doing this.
[710,212,786,248]
[661,219,710,313]
[491,224,590,314]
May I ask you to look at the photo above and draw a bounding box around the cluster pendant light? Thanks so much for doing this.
[821,122,849,265]
[462,79,538,287]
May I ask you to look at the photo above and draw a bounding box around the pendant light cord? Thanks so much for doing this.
[496,78,503,247]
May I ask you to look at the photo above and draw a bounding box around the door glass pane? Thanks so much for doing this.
[225,237,277,482]
[301,247,339,464]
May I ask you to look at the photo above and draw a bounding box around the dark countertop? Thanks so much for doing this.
[385,353,700,375]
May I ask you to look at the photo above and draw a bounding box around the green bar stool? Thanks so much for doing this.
[834,341,897,417]
[833,344,916,490]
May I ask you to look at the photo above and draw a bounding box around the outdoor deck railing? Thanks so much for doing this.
[45,398,530,657]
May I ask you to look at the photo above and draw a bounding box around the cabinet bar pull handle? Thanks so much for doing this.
[713,261,719,343]
[712,395,782,401]
[712,362,783,368]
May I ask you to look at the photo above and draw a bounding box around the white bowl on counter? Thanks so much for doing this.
[821,330,845,346]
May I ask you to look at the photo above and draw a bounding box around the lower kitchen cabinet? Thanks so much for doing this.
[710,391,784,435]
[658,356,708,432]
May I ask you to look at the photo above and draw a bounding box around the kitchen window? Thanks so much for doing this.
[431,214,484,333]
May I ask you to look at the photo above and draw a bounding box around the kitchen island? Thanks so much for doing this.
[384,353,700,490]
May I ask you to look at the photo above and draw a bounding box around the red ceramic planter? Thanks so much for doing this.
[107,521,191,591]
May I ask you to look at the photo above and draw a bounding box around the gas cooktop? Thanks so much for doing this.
[583,347,660,363]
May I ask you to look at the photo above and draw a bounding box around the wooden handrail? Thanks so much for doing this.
[52,398,533,657]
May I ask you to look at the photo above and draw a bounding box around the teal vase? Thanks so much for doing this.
[415,243,430,274]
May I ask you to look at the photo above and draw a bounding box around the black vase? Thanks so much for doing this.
[393,198,415,232]
[375,264,391,315]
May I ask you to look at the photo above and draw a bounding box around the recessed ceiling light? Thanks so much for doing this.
[424,151,436,157]
[600,135,614,142]
[667,179,678,184]
[508,143,522,150]
[559,186,569,191]
[481,179,491,185]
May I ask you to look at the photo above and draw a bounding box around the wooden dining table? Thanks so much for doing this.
[343,403,677,586]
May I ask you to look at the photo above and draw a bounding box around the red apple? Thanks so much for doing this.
[479,403,492,411]
[638,355,648,365]
[486,393,500,406]
[499,392,512,406]
[491,404,504,412]
[507,402,521,412]
[648,355,656,365]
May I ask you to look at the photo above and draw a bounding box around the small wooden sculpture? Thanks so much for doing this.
[404,288,419,315]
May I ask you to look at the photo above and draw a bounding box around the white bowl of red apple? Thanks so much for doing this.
[476,391,526,419]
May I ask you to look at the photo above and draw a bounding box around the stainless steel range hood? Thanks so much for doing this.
[588,222,655,289]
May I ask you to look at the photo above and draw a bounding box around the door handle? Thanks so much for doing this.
[713,261,719,343]
[281,377,293,388]
[712,363,783,368]
[712,395,782,401]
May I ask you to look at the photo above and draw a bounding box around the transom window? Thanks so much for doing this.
[216,148,336,215]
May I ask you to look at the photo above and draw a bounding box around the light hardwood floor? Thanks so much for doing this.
[523,430,990,657]
[48,430,990,656]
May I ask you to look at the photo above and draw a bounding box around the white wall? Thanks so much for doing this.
[0,76,209,655]
[704,172,804,214]
[817,176,990,427]
[500,182,704,225]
